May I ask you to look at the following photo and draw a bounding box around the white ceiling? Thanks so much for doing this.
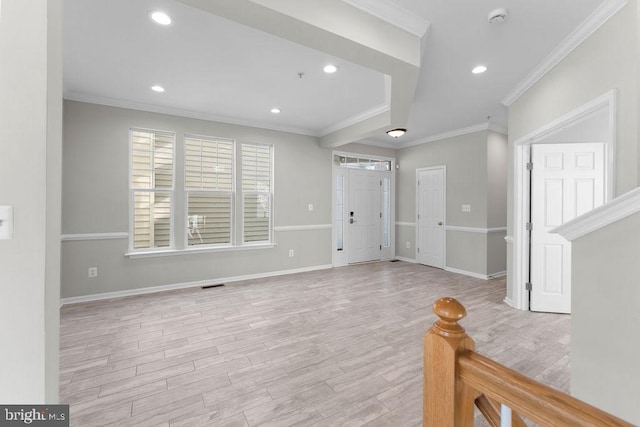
[63,0,607,147]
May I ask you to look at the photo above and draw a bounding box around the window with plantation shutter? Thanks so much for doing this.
[130,129,175,250]
[184,135,234,246]
[242,143,272,243]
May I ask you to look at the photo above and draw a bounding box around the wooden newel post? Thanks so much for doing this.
[423,297,476,426]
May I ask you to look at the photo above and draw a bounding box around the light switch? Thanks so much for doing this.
[308,203,314,212]
[0,206,14,240]
[461,204,471,213]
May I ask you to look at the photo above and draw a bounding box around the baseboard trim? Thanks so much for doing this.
[503,296,516,308]
[488,270,507,279]
[446,268,505,280]
[445,226,507,234]
[60,264,333,306]
[444,266,490,280]
[394,256,417,263]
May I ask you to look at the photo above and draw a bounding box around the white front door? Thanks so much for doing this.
[530,143,605,313]
[417,167,445,268]
[348,170,381,263]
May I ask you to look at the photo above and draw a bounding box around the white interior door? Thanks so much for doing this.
[417,167,445,268]
[348,170,381,263]
[530,143,605,313]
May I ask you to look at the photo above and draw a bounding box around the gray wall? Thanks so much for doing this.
[487,131,508,275]
[62,101,332,298]
[395,130,507,276]
[506,0,640,420]
[506,0,639,302]
[0,0,62,402]
[571,211,640,424]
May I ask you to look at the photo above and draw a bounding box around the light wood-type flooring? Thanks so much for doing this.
[59,261,570,426]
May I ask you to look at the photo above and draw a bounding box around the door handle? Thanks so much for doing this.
[438,221,443,226]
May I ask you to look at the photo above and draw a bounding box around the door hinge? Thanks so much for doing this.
[417,248,420,253]
[380,180,383,186]
[525,282,532,291]
[526,222,532,231]
[380,212,382,218]
[380,244,382,250]
[417,180,420,186]
[417,214,420,220]
[526,162,533,171]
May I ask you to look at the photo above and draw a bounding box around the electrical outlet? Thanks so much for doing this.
[288,249,295,257]
[308,203,314,212]
[406,241,411,249]
[461,204,472,212]
[88,267,98,278]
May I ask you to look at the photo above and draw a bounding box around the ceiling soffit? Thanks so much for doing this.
[176,0,423,147]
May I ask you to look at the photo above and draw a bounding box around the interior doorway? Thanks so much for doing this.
[348,169,382,263]
[529,142,605,313]
[332,153,395,266]
[416,166,446,268]
[512,90,616,312]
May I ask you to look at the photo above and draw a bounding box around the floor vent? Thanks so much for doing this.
[201,284,225,289]
[390,259,400,262]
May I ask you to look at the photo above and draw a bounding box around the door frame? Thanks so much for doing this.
[415,166,446,268]
[331,151,396,267]
[511,90,616,311]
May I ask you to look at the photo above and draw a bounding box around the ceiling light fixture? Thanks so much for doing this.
[488,8,508,24]
[150,11,172,26]
[270,108,281,114]
[323,64,338,74]
[151,85,165,93]
[387,128,407,138]
[472,65,487,74]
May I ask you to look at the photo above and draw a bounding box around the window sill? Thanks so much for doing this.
[125,243,276,259]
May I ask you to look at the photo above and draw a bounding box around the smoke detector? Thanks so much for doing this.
[488,8,508,24]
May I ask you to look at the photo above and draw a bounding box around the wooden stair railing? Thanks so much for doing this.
[423,297,634,427]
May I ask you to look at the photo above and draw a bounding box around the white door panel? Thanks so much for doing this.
[530,143,604,313]
[417,168,445,268]
[348,170,381,263]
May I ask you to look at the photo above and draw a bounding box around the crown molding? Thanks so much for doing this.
[502,0,628,107]
[341,0,430,38]
[552,185,640,242]
[66,92,395,143]
[488,123,508,135]
[320,103,390,137]
[397,122,493,148]
[64,92,319,137]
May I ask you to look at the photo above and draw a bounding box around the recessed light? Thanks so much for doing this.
[151,85,165,93]
[150,11,172,26]
[270,108,281,114]
[323,64,338,74]
[472,65,487,74]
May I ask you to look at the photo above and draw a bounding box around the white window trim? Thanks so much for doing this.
[183,134,236,249]
[128,127,176,253]
[127,131,275,256]
[239,141,275,245]
[125,242,276,259]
